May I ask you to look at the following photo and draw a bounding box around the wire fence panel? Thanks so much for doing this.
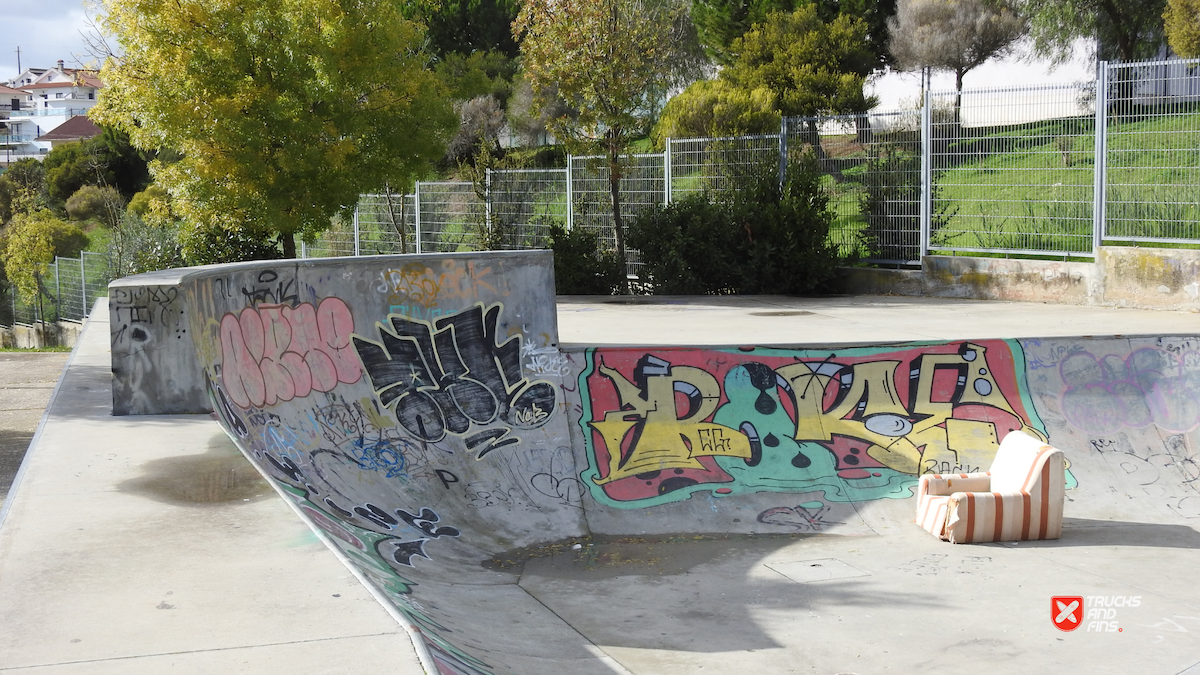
[927,83,1097,257]
[668,134,780,200]
[569,154,665,276]
[56,257,85,321]
[357,192,416,255]
[488,168,568,250]
[785,111,925,263]
[418,182,482,253]
[82,252,110,317]
[1104,58,1200,244]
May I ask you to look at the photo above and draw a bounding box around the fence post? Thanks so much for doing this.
[919,91,932,260]
[663,139,671,205]
[414,182,423,253]
[1092,61,1109,256]
[79,256,87,318]
[485,168,493,235]
[300,240,307,258]
[54,260,60,322]
[352,204,361,257]
[565,156,574,231]
[778,117,789,188]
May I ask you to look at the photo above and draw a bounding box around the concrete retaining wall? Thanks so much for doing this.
[842,247,1200,310]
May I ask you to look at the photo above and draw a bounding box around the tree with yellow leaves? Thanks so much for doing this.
[93,0,456,259]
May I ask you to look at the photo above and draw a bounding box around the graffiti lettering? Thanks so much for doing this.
[376,260,507,310]
[220,297,362,409]
[582,342,1048,507]
[353,304,558,458]
[241,269,300,306]
[435,469,460,489]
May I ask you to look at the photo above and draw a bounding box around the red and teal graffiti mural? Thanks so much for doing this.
[579,341,1049,507]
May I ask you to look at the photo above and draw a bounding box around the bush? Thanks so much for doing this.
[628,152,843,295]
[180,219,281,265]
[66,185,125,226]
[108,213,186,278]
[547,223,624,295]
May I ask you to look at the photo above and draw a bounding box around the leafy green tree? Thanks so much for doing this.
[724,6,876,161]
[692,0,897,68]
[405,0,524,58]
[652,79,781,146]
[1019,0,1166,62]
[94,0,457,259]
[0,159,47,221]
[889,0,1026,122]
[515,0,691,292]
[44,142,115,210]
[1164,0,1200,57]
[2,210,88,303]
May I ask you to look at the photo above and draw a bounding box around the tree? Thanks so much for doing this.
[651,78,781,146]
[1164,0,1200,57]
[723,6,877,162]
[693,0,898,67]
[404,0,524,59]
[66,185,125,229]
[2,210,88,323]
[94,0,457,259]
[889,0,1026,122]
[1019,0,1167,63]
[514,0,689,292]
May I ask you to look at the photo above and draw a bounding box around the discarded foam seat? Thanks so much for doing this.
[915,430,1065,544]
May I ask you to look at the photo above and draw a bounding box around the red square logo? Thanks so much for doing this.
[1053,596,1084,631]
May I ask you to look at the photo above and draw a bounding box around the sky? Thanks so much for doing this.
[0,0,1095,103]
[0,0,96,82]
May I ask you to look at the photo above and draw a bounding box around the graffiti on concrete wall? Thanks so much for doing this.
[191,262,566,675]
[220,297,363,409]
[1058,342,1200,435]
[579,341,1047,507]
[353,303,559,458]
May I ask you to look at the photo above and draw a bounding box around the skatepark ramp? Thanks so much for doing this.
[108,251,1200,674]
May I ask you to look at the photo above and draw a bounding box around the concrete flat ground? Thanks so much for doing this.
[3,295,1200,674]
[0,351,69,505]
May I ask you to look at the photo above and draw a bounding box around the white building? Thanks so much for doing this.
[2,61,103,166]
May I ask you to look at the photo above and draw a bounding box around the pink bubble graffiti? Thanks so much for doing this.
[220,297,361,409]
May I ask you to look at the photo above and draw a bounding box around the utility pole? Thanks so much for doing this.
[15,46,20,74]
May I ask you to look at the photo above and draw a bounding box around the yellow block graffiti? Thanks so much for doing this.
[778,343,1042,474]
[589,362,751,485]
[590,344,1045,484]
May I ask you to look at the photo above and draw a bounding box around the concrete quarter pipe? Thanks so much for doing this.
[110,251,1200,674]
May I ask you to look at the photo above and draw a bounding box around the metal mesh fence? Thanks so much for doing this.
[357,192,416,255]
[927,83,1097,257]
[668,134,780,199]
[417,181,483,253]
[488,168,568,250]
[56,257,84,321]
[0,252,113,328]
[568,154,665,276]
[1104,58,1200,244]
[786,112,924,263]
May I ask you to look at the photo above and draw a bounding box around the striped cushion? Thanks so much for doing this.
[915,431,1066,543]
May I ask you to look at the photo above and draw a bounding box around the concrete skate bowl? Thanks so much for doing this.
[110,251,1200,675]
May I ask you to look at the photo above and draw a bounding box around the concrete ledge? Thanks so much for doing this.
[842,247,1200,310]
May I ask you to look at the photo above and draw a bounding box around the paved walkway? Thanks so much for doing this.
[0,351,69,506]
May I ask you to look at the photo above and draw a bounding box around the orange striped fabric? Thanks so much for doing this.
[915,431,1066,544]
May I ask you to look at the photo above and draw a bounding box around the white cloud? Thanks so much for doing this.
[0,5,96,82]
